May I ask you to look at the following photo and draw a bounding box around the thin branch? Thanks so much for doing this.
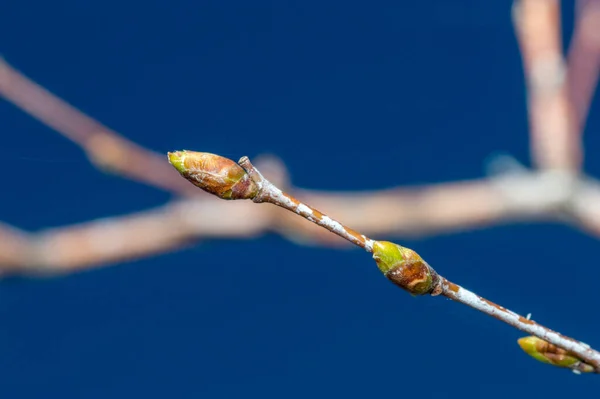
[170,151,600,373]
[250,156,600,372]
[0,4,599,372]
[238,156,375,251]
[513,0,581,171]
[441,279,600,373]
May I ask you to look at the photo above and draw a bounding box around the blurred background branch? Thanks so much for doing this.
[1,0,599,277]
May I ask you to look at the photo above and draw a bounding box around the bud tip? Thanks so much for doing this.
[168,151,187,174]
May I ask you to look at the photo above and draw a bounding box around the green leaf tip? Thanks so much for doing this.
[518,336,594,373]
[372,241,438,296]
[167,150,258,200]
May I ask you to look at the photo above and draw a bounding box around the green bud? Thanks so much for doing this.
[372,241,438,296]
[168,150,258,200]
[518,336,594,373]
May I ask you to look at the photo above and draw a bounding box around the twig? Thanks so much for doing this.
[238,156,375,251]
[441,279,600,373]
[0,2,597,373]
[169,150,600,373]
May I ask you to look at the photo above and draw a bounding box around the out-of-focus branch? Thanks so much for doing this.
[0,57,200,196]
[567,0,600,132]
[0,198,271,276]
[0,2,598,278]
[0,177,504,274]
[293,180,511,239]
[3,169,600,274]
[513,0,581,171]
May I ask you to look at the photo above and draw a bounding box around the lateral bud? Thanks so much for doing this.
[517,336,594,373]
[372,241,439,296]
[168,150,258,200]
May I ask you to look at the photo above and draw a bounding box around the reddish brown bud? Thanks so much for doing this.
[372,241,439,296]
[168,151,258,200]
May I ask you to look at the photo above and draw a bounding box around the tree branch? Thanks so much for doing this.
[0,2,599,373]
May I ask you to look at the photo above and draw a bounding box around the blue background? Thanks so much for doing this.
[1,1,599,397]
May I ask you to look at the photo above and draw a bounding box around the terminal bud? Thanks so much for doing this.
[168,151,258,200]
[518,336,594,373]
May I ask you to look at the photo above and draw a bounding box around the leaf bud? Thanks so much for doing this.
[168,150,258,200]
[372,241,439,296]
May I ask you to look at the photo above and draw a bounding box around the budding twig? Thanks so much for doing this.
[169,150,600,374]
[237,156,375,252]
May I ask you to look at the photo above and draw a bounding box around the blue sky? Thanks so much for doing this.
[1,1,599,398]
